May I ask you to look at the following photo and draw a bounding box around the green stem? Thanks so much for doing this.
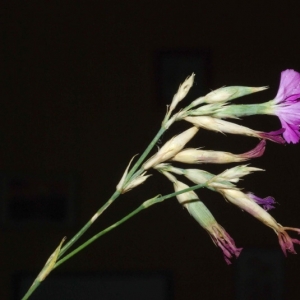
[59,126,167,258]
[21,280,41,300]
[54,183,206,269]
[21,125,170,300]
[58,189,121,258]
[124,127,165,183]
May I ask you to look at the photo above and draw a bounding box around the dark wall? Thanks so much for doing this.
[2,1,300,299]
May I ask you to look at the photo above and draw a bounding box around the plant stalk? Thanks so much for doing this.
[55,183,206,268]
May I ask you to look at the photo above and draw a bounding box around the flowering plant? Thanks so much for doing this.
[22,70,300,299]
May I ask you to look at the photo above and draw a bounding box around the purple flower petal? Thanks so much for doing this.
[239,140,266,159]
[275,69,300,104]
[210,225,242,264]
[277,117,300,144]
[278,227,300,256]
[273,69,300,143]
[247,193,276,211]
[258,128,285,144]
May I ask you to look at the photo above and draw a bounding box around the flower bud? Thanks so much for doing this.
[169,74,195,112]
[143,126,199,170]
[204,86,268,104]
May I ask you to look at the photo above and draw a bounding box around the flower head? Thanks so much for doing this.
[272,69,300,143]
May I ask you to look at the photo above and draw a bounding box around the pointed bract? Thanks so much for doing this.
[122,172,152,193]
[116,155,138,192]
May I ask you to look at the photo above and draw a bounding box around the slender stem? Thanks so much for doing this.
[60,127,166,257]
[54,183,206,269]
[21,281,41,300]
[21,182,205,300]
[21,125,170,300]
[54,204,146,269]
[124,127,165,182]
[58,190,121,258]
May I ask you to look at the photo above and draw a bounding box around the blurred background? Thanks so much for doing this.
[2,1,300,299]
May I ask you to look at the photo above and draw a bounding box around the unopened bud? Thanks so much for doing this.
[169,74,195,112]
[143,126,199,170]
[204,86,268,104]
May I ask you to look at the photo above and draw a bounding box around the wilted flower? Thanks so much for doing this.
[220,189,300,255]
[247,192,275,211]
[184,116,285,144]
[171,140,266,164]
[174,180,242,264]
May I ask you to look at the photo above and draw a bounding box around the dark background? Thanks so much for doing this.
[2,1,300,299]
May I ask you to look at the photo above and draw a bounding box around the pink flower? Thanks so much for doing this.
[273,69,300,143]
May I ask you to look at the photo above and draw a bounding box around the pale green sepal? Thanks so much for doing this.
[185,200,216,228]
[212,101,274,119]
